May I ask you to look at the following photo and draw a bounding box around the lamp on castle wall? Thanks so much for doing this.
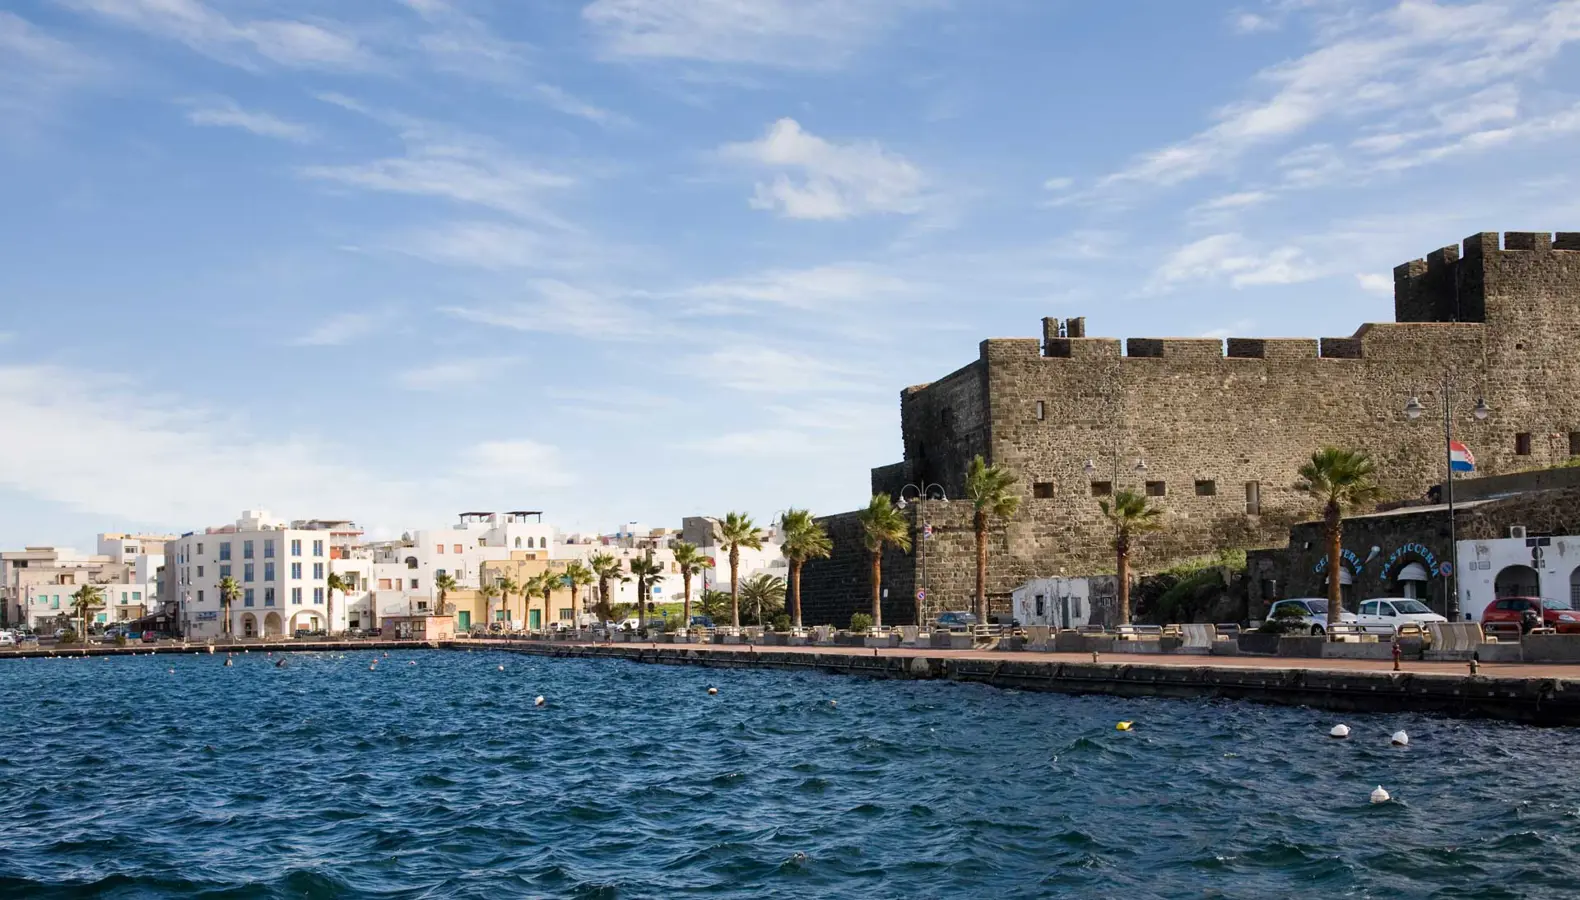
[1404,376,1491,622]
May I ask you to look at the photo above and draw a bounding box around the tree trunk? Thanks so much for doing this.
[730,545,741,629]
[544,589,552,632]
[1326,499,1343,642]
[570,585,579,627]
[636,578,645,633]
[596,577,609,622]
[683,572,693,631]
[975,511,989,625]
[1116,533,1131,626]
[871,552,883,629]
[791,560,803,629]
[327,590,334,636]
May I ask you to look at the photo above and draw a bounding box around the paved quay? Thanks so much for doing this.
[468,638,1580,726]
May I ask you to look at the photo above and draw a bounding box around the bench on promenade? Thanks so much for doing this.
[1115,624,1161,641]
[1075,624,1108,636]
[1215,623,1242,638]
[1327,622,1392,642]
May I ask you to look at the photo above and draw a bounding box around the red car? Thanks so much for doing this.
[1480,596,1580,634]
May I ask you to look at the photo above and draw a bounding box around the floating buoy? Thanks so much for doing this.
[224,659,233,667]
[1116,721,1133,731]
[1391,730,1409,746]
[408,661,416,666]
[534,696,546,707]
[1329,724,1350,739]
[1370,785,1390,804]
[707,687,718,695]
[275,659,286,668]
[498,665,505,671]
[829,700,837,708]
[369,662,377,671]
[168,668,174,674]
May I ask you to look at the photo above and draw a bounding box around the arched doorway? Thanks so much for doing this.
[1323,568,1354,607]
[1495,564,1540,598]
[1395,562,1430,600]
[263,612,283,637]
[289,611,322,635]
[241,613,257,638]
[1570,566,1580,606]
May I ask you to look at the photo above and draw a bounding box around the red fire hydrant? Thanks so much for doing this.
[1392,639,1402,672]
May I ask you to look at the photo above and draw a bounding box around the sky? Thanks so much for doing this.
[3,0,1580,550]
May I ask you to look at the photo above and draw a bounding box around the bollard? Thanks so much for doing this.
[1091,650,1099,663]
[1469,655,1480,676]
[1392,639,1401,672]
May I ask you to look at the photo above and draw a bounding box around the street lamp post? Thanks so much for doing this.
[897,482,946,624]
[1405,376,1490,622]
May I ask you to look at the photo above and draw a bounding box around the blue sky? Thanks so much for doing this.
[3,0,1580,549]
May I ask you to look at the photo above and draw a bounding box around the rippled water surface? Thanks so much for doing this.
[1,650,1576,898]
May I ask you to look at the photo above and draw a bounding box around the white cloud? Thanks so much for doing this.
[301,142,575,222]
[1356,272,1393,296]
[396,358,504,391]
[1231,11,1277,34]
[1149,233,1322,292]
[458,440,576,489]
[677,345,874,394]
[1042,176,1074,192]
[396,221,564,270]
[0,363,575,531]
[290,312,381,346]
[442,280,662,341]
[184,97,314,143]
[1199,319,1255,340]
[1200,190,1271,211]
[582,0,929,68]
[0,13,102,136]
[720,118,926,220]
[680,264,910,312]
[1098,0,1580,192]
[64,0,372,70]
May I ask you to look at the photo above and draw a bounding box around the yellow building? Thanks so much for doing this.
[479,552,581,631]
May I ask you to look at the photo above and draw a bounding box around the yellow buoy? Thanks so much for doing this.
[1116,721,1133,731]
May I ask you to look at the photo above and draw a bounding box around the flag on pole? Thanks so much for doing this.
[1449,440,1476,473]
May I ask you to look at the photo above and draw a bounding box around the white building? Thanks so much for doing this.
[2,544,155,630]
[1011,576,1118,629]
[170,510,340,639]
[1458,533,1580,622]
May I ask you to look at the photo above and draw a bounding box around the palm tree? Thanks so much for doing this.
[739,574,787,626]
[475,580,498,633]
[965,454,1021,626]
[493,575,519,629]
[433,572,458,617]
[589,552,624,622]
[70,584,103,639]
[717,512,763,629]
[671,541,707,631]
[1298,447,1382,639]
[857,494,911,630]
[563,561,595,628]
[628,553,665,634]
[530,571,555,632]
[325,572,350,635]
[779,509,831,629]
[1100,489,1165,626]
[218,576,240,639]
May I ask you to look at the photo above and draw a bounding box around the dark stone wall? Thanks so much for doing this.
[796,512,916,628]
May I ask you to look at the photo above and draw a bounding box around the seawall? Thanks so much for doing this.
[485,642,1580,727]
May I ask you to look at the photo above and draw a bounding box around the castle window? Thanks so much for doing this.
[1146,481,1167,497]
[1194,480,1217,497]
[1516,433,1532,456]
[1033,482,1055,499]
[1245,481,1261,515]
[1570,432,1580,456]
[1090,481,1112,497]
[1035,401,1045,421]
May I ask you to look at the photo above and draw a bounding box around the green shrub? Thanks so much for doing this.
[770,614,792,633]
[1258,602,1311,635]
[58,629,79,644]
[114,634,128,647]
[849,613,873,634]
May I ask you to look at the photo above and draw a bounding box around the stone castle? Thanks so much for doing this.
[798,231,1580,627]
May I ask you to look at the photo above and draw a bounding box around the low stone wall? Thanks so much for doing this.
[1521,635,1580,663]
[484,643,1580,726]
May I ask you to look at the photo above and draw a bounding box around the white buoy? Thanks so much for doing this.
[498,664,505,671]
[1329,724,1351,739]
[829,700,837,708]
[168,668,174,674]
[1391,730,1409,746]
[707,687,718,695]
[1370,785,1391,803]
[534,695,546,707]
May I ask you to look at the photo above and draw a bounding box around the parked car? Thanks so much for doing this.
[0,631,15,647]
[689,615,715,630]
[617,618,641,632]
[1481,596,1580,634]
[1266,598,1358,635]
[1357,598,1448,633]
[935,611,978,631]
[16,634,37,648]
[294,628,326,638]
[140,630,158,643]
